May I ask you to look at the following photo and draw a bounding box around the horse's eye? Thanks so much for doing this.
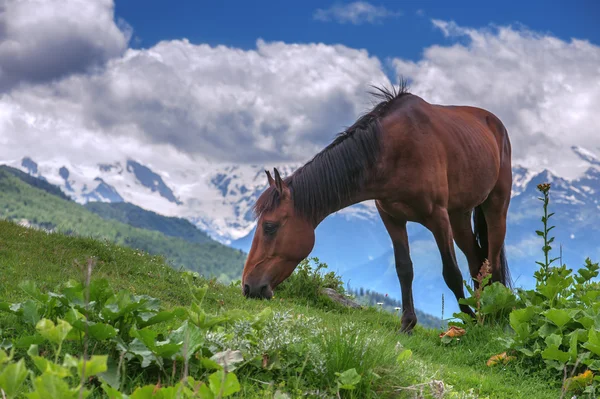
[263,222,279,237]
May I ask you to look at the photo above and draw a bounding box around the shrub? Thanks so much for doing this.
[276,257,347,309]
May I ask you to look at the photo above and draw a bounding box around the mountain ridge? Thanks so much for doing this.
[2,145,600,316]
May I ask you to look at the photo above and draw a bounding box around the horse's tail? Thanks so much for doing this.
[472,205,512,288]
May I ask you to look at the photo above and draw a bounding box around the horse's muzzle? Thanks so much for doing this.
[243,283,273,299]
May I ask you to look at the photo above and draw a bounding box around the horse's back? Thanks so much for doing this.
[379,96,511,213]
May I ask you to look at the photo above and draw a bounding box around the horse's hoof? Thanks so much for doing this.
[399,319,417,334]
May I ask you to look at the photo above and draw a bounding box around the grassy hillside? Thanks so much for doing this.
[0,220,566,398]
[84,202,213,244]
[0,167,246,281]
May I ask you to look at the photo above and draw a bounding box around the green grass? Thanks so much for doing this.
[0,167,246,282]
[0,220,562,398]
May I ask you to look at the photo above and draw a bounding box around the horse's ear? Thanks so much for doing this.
[265,170,274,187]
[273,168,287,196]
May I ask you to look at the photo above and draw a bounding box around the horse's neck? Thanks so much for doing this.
[311,186,377,228]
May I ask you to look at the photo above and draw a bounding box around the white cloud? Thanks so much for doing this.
[314,2,401,25]
[0,15,599,183]
[1,38,390,164]
[0,0,130,92]
[393,20,600,179]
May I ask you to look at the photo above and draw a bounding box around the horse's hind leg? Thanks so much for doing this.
[426,207,476,319]
[376,204,417,333]
[481,186,511,286]
[450,211,486,287]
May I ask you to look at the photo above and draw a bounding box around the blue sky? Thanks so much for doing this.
[116,0,600,64]
[2,0,600,176]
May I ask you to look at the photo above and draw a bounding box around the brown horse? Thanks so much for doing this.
[242,82,512,332]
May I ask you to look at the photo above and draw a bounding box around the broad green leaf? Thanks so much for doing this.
[27,372,85,399]
[89,278,113,305]
[582,329,600,356]
[128,385,155,399]
[480,283,517,315]
[336,368,362,390]
[88,322,118,341]
[29,354,72,378]
[137,309,184,328]
[210,350,243,372]
[19,281,47,302]
[544,309,577,329]
[545,334,563,348]
[0,349,8,364]
[154,341,182,359]
[538,323,558,338]
[396,349,412,363]
[510,307,536,338]
[541,345,570,363]
[0,358,28,397]
[201,357,223,371]
[101,382,128,399]
[169,321,204,361]
[209,370,241,397]
[517,347,535,357]
[21,300,41,326]
[127,339,157,368]
[14,334,45,349]
[36,318,72,345]
[77,355,108,378]
[98,355,122,391]
[569,332,578,360]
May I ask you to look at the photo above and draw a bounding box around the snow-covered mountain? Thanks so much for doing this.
[2,145,600,317]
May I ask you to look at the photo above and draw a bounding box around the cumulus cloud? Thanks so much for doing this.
[2,38,390,164]
[0,0,130,92]
[1,15,599,181]
[393,20,600,179]
[314,2,401,25]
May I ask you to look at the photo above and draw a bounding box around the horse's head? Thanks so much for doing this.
[242,168,315,299]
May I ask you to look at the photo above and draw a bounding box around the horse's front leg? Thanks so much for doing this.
[376,204,417,333]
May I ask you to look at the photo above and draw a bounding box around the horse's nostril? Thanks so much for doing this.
[260,285,268,297]
[243,284,250,297]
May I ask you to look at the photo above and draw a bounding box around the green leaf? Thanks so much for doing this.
[582,329,600,356]
[168,321,204,361]
[127,339,157,368]
[336,368,362,390]
[541,345,570,363]
[98,356,122,391]
[201,357,223,371]
[101,382,128,399]
[136,309,182,328]
[21,300,42,326]
[19,281,48,302]
[544,309,577,329]
[36,318,72,346]
[77,355,108,378]
[29,354,72,378]
[569,332,578,360]
[88,323,118,341]
[545,334,563,348]
[0,358,28,397]
[27,372,83,399]
[14,334,45,349]
[210,350,244,372]
[208,370,241,397]
[396,349,412,363]
[480,282,517,315]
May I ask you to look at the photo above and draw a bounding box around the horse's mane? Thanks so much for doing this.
[254,79,411,224]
